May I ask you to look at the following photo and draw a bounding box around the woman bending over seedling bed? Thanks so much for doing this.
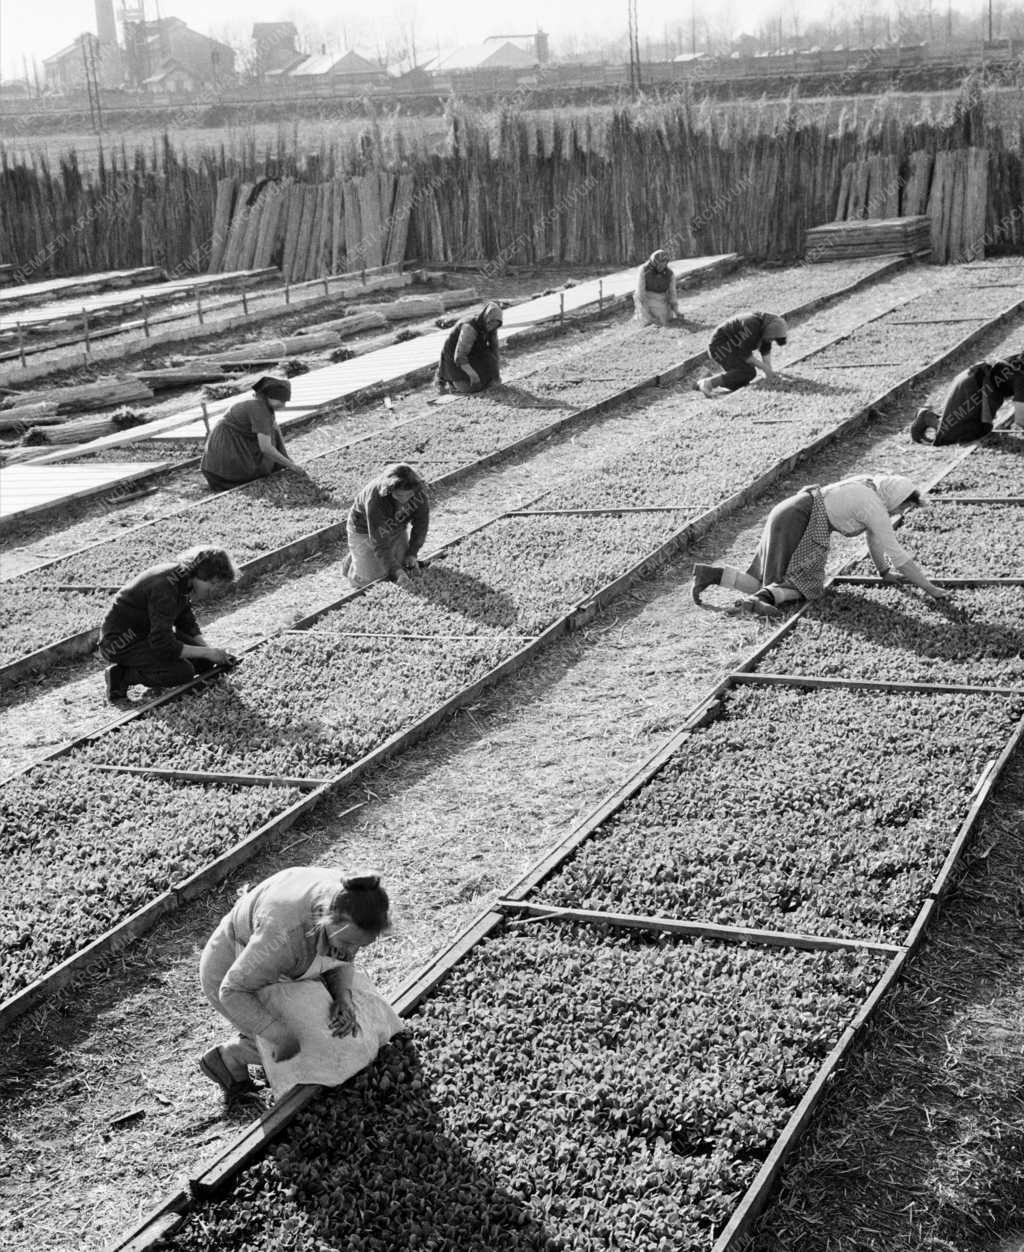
[200,374,308,490]
[910,353,1024,445]
[98,545,239,703]
[199,868,390,1098]
[698,311,789,396]
[691,474,951,618]
[633,249,681,327]
[342,462,430,589]
[434,301,503,394]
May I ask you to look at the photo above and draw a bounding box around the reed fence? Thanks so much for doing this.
[1,86,1022,281]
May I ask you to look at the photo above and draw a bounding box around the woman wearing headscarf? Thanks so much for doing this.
[200,374,306,491]
[99,545,238,702]
[691,474,951,617]
[198,867,390,1096]
[698,311,789,396]
[341,462,430,589]
[910,354,1024,445]
[435,301,503,394]
[633,250,680,326]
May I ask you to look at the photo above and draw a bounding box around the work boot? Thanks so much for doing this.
[909,408,939,444]
[690,563,722,606]
[104,664,129,703]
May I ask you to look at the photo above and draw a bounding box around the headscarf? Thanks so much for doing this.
[872,474,920,512]
[253,375,292,403]
[479,301,503,327]
[649,249,669,267]
[762,314,789,343]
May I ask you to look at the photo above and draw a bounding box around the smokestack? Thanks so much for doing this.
[95,0,117,45]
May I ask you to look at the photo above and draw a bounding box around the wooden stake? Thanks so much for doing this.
[241,289,248,316]
[140,293,150,337]
[194,286,204,325]
[16,322,25,367]
[200,402,210,436]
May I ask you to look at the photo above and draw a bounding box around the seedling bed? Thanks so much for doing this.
[162,921,886,1252]
[756,585,1024,689]
[525,684,1024,946]
[106,428,1024,1252]
[0,761,302,1007]
[1,260,1003,687]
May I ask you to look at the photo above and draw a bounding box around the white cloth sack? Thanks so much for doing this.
[256,968,404,1097]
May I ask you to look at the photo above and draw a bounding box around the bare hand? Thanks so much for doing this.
[329,993,359,1039]
[204,647,232,665]
[880,570,906,585]
[394,569,412,588]
[403,555,420,573]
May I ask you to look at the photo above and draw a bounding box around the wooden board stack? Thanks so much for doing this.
[210,176,415,282]
[804,215,932,261]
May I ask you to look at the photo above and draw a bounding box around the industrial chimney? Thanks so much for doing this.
[95,0,118,45]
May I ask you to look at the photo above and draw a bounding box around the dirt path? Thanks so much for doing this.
[2,288,1018,1250]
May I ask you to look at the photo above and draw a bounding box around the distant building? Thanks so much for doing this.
[43,34,101,93]
[141,58,200,93]
[283,48,387,86]
[122,15,235,89]
[251,22,304,77]
[431,39,539,74]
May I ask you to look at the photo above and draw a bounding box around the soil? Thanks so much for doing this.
[1,263,1022,1252]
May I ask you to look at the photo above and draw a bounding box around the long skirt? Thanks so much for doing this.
[633,290,673,326]
[747,487,831,601]
[343,524,409,587]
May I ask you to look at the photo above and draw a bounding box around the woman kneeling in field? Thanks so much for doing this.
[99,545,238,702]
[690,474,951,617]
[342,463,430,588]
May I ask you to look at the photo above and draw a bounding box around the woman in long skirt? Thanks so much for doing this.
[341,463,430,588]
[690,474,951,617]
[435,302,503,394]
[200,375,306,490]
[633,250,680,326]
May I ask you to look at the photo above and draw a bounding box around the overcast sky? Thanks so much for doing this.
[0,0,815,81]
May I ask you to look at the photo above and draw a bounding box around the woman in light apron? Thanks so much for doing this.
[690,474,951,617]
[198,867,390,1096]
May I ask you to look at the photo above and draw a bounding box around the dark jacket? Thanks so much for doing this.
[100,563,201,660]
[710,311,777,361]
[348,482,430,562]
[438,311,500,385]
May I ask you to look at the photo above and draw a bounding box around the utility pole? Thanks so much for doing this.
[627,0,642,95]
[82,34,104,133]
[691,1,697,55]
[988,0,993,42]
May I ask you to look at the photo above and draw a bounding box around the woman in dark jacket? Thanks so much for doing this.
[200,375,306,490]
[99,546,238,702]
[341,463,430,588]
[698,311,789,396]
[435,302,503,394]
[910,354,1024,445]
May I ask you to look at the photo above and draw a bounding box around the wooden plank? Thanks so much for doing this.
[495,900,903,955]
[731,672,1024,697]
[343,178,363,271]
[834,575,1024,587]
[280,184,304,284]
[253,183,286,271]
[929,716,1024,902]
[357,174,384,268]
[331,179,344,274]
[86,763,330,790]
[208,178,236,273]
[0,461,167,524]
[220,182,253,275]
